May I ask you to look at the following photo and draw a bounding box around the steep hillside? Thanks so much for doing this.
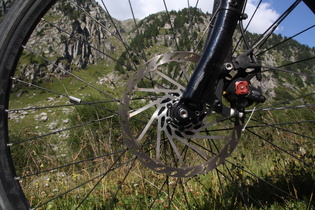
[8,0,315,100]
[14,0,125,84]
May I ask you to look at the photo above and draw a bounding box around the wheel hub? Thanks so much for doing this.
[166,101,206,135]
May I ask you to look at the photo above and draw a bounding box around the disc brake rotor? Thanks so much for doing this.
[120,52,242,177]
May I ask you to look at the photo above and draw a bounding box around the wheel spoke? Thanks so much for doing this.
[34,150,132,209]
[135,105,164,143]
[10,115,117,146]
[248,0,302,52]
[224,159,315,208]
[257,24,315,56]
[129,96,167,118]
[6,100,119,113]
[261,65,315,77]
[248,129,315,169]
[41,18,136,72]
[1,0,314,209]
[154,70,186,90]
[248,117,315,141]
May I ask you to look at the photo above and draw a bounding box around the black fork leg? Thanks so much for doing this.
[180,0,246,110]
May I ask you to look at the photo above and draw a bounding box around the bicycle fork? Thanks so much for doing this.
[169,0,266,129]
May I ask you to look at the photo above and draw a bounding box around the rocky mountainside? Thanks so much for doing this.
[16,0,125,82]
[5,0,315,98]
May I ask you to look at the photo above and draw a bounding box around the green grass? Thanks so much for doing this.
[7,32,315,209]
[8,64,315,209]
[13,96,315,209]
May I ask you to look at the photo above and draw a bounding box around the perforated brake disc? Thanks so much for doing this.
[119,52,242,177]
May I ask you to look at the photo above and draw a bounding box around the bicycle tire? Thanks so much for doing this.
[0,1,56,209]
[0,0,314,209]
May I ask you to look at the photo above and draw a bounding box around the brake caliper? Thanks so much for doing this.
[224,78,266,109]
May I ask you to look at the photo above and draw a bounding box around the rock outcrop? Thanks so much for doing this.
[17,0,123,83]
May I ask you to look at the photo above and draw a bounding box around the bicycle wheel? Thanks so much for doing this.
[0,0,314,209]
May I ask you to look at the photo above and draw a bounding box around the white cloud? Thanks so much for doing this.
[96,0,213,20]
[96,0,280,34]
[244,0,280,34]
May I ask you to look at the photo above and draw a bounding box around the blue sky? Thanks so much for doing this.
[97,0,314,47]
[263,0,314,47]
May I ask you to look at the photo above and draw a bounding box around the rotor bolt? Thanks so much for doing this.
[179,108,189,119]
[195,111,200,116]
[166,118,172,124]
[224,62,234,71]
[166,103,173,109]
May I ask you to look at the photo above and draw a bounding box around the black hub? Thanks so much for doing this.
[167,100,207,133]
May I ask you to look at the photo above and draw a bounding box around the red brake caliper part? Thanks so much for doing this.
[235,81,249,95]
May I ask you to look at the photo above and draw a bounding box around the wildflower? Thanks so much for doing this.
[72,173,79,181]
